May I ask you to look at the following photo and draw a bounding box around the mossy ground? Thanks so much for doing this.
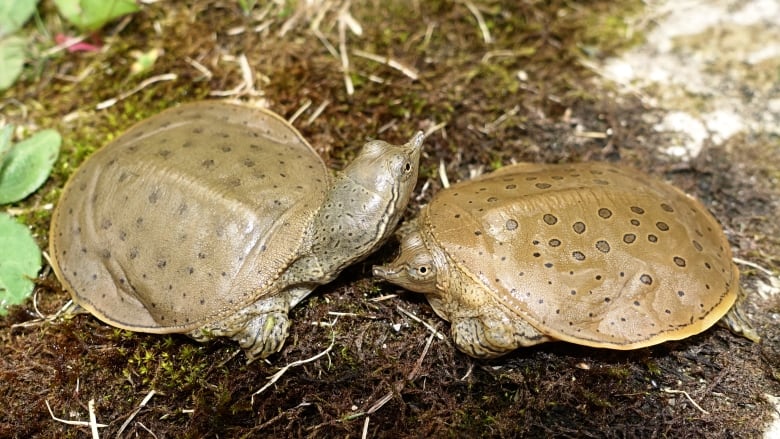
[1,1,778,437]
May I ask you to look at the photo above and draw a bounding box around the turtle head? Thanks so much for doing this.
[373,223,438,294]
[342,131,423,228]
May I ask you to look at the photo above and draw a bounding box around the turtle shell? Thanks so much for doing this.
[49,101,328,332]
[423,162,738,348]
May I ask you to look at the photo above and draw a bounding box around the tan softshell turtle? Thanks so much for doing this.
[374,162,758,358]
[50,101,423,361]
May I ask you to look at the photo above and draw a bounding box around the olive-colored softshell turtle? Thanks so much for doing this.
[50,101,423,361]
[374,162,755,358]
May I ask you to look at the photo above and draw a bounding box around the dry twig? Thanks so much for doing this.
[251,330,337,403]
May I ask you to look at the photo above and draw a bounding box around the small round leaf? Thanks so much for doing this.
[0,129,61,204]
[0,213,41,314]
[0,36,27,91]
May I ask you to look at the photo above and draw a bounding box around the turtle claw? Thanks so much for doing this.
[238,312,291,363]
[450,313,551,359]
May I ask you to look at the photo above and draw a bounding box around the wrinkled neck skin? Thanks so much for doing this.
[309,169,404,276]
[280,134,421,294]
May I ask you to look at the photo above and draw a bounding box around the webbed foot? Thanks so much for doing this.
[189,289,310,363]
[450,314,551,359]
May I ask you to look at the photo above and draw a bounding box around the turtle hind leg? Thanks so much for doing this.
[718,299,761,343]
[189,286,313,363]
[449,305,552,359]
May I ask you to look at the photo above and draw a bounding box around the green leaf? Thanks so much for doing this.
[0,0,39,38]
[0,125,12,161]
[0,129,61,204]
[0,212,41,314]
[0,36,27,91]
[54,0,139,32]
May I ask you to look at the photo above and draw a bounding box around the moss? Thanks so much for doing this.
[0,0,777,437]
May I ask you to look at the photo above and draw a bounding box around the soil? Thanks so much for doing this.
[1,1,778,438]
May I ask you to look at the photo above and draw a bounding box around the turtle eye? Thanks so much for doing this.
[403,161,412,173]
[414,264,434,279]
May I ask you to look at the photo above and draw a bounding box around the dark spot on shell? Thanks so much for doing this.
[572,222,586,234]
[598,208,612,219]
[158,149,171,158]
[572,251,585,261]
[549,238,561,247]
[595,240,611,253]
[570,290,577,295]
[454,214,461,218]
[200,299,205,305]
[148,190,160,204]
[656,222,670,231]
[630,206,645,214]
[640,274,653,285]
[533,252,541,258]
[118,231,127,241]
[532,240,540,245]
[221,145,232,152]
[543,214,558,225]
[692,240,703,252]
[661,203,674,212]
[201,159,215,169]
[633,301,640,306]
[623,233,636,244]
[705,262,712,269]
[487,196,498,202]
[243,158,255,167]
[505,219,518,231]
[665,309,672,314]
[648,234,658,243]
[157,260,167,269]
[604,297,611,302]
[593,179,609,185]
[100,219,112,229]
[505,184,517,189]
[673,256,686,267]
[678,290,685,297]
[474,230,482,236]
[535,183,552,189]
[544,262,553,268]
[100,249,111,259]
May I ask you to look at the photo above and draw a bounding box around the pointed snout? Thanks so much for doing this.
[372,265,390,278]
[406,131,424,159]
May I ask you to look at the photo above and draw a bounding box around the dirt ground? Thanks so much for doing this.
[1,1,778,437]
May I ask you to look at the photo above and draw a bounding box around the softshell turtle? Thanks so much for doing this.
[374,162,757,358]
[50,101,423,361]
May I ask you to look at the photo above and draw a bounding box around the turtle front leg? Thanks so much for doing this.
[189,286,313,362]
[449,302,552,359]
